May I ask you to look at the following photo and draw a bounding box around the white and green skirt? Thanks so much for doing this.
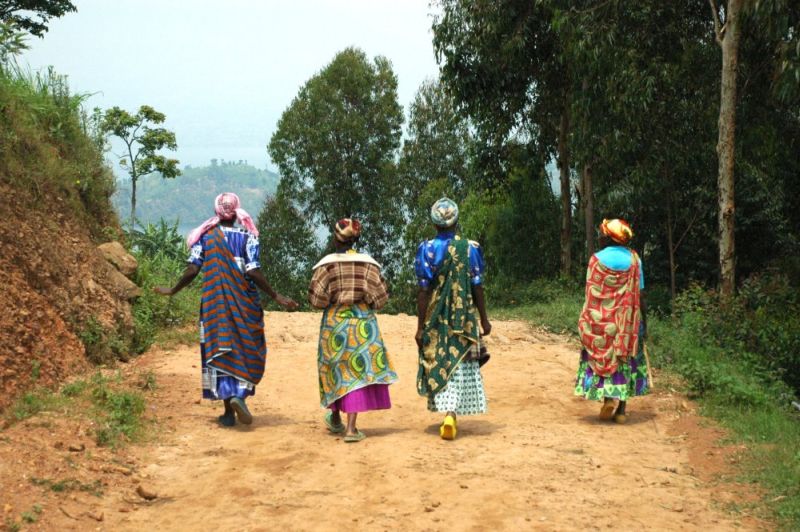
[427,359,487,416]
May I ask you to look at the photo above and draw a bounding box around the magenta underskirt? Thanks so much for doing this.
[328,384,392,413]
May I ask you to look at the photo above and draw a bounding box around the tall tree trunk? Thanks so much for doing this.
[666,197,677,306]
[582,161,594,260]
[130,174,137,227]
[711,0,743,298]
[558,105,572,277]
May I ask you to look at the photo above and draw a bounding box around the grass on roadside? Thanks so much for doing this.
[29,477,104,497]
[154,325,197,349]
[493,292,582,336]
[2,370,155,448]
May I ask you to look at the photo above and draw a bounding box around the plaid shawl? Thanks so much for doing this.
[578,252,642,377]
[308,253,388,310]
[416,236,480,398]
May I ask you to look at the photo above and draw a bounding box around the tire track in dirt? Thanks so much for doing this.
[97,312,762,531]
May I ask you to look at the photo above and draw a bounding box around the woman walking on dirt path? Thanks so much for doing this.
[415,198,492,440]
[309,218,398,443]
[575,218,649,423]
[154,192,299,427]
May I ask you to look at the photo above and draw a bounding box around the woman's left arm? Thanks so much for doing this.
[365,265,389,310]
[246,269,299,310]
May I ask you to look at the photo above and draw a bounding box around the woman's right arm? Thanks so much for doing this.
[154,264,201,296]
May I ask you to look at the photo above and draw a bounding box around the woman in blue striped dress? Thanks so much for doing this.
[155,193,298,426]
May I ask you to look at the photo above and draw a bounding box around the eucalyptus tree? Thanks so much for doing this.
[268,47,404,274]
[709,0,748,298]
[432,0,575,276]
[562,1,719,296]
[256,188,319,309]
[758,0,800,103]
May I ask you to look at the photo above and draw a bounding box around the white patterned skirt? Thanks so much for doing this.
[427,359,487,416]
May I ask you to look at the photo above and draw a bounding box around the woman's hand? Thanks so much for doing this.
[480,319,492,336]
[275,294,299,310]
[153,286,173,296]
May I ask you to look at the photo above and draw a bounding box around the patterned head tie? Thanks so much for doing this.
[215,192,240,220]
[334,218,362,243]
[599,218,634,245]
[186,192,258,247]
[430,197,459,228]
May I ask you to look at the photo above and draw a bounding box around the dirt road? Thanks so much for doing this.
[3,312,763,530]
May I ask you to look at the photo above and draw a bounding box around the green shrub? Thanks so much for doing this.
[672,277,800,398]
[76,315,130,364]
[11,389,57,420]
[127,219,186,261]
[127,220,200,353]
[491,277,583,335]
[137,370,157,392]
[30,477,103,497]
[60,379,87,397]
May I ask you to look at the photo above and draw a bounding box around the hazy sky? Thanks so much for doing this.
[22,0,441,170]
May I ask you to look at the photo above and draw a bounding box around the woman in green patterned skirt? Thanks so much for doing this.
[309,218,398,443]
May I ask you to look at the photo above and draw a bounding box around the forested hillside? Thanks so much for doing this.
[113,160,280,230]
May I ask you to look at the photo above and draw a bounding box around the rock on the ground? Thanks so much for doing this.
[136,485,158,501]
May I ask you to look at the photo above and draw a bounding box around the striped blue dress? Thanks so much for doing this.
[188,225,264,401]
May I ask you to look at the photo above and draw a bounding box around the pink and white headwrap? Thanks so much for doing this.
[186,192,259,247]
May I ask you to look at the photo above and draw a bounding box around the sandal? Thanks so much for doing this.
[324,411,345,434]
[230,397,253,425]
[343,430,366,443]
[614,414,627,424]
[599,399,616,421]
[440,415,457,440]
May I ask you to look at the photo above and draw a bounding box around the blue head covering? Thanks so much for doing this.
[430,197,459,228]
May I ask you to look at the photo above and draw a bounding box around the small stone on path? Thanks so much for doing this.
[136,485,158,501]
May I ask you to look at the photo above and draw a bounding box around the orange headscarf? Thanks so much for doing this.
[600,218,633,245]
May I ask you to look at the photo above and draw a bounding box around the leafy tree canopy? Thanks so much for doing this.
[268,47,404,273]
[0,0,76,37]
